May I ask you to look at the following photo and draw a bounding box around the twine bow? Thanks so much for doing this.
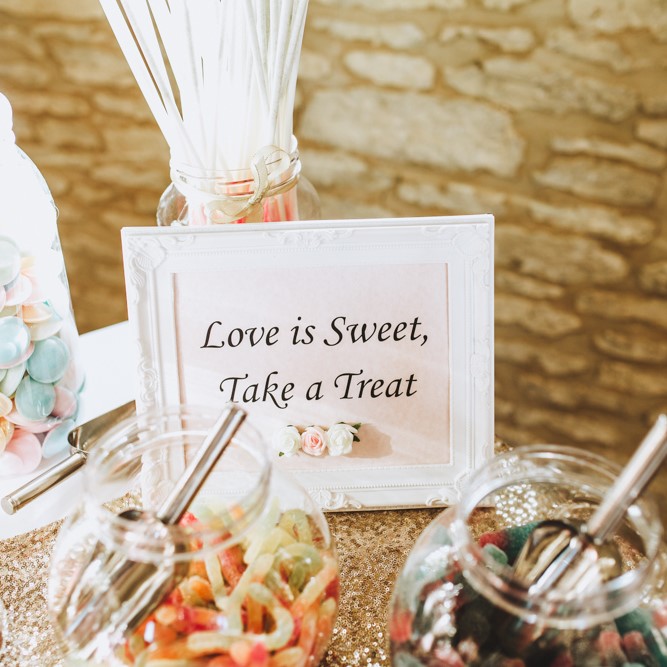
[205,145,292,224]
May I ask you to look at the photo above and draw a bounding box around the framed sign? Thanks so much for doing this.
[122,215,494,510]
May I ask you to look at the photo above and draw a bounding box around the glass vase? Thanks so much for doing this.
[0,94,83,477]
[48,405,339,666]
[391,445,667,667]
[157,137,320,226]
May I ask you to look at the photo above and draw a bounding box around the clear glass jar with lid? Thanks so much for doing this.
[157,137,320,227]
[0,93,82,477]
[390,445,667,667]
[48,406,339,666]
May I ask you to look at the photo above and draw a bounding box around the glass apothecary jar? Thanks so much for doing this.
[0,93,82,477]
[48,406,338,666]
[391,446,667,667]
[157,137,320,226]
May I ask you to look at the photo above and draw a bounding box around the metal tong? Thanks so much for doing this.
[56,403,246,660]
[513,414,667,596]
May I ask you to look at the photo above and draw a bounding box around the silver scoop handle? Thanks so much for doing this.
[2,451,87,515]
[586,414,667,543]
[156,403,246,525]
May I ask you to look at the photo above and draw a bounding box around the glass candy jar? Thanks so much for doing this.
[0,94,82,476]
[48,406,339,666]
[391,446,667,667]
[157,137,320,226]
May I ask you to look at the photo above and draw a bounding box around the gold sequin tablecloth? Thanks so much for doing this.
[0,509,442,666]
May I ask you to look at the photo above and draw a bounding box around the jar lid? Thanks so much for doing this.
[0,94,16,145]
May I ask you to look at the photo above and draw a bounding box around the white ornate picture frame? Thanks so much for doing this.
[122,215,494,510]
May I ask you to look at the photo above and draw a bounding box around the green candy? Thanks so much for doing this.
[15,376,56,421]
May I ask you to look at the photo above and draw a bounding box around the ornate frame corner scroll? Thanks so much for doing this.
[122,215,494,511]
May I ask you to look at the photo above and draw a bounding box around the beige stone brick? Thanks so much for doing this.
[298,50,333,81]
[534,157,660,207]
[599,361,667,397]
[496,270,564,299]
[91,162,168,190]
[319,195,395,220]
[9,92,89,118]
[51,44,135,87]
[576,291,667,330]
[444,53,637,121]
[496,226,628,285]
[636,119,667,149]
[311,18,425,49]
[496,294,582,337]
[640,261,667,296]
[551,136,666,171]
[545,28,636,72]
[482,0,530,8]
[594,329,667,363]
[313,0,466,9]
[515,407,623,447]
[344,51,435,90]
[0,0,104,20]
[569,0,667,42]
[513,197,656,246]
[440,26,535,53]
[300,148,394,191]
[92,92,154,121]
[300,88,525,177]
[37,118,102,151]
[102,126,168,163]
[398,181,508,215]
[495,339,591,375]
[0,62,51,88]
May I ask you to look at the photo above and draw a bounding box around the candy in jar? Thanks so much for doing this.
[390,445,667,667]
[0,93,83,476]
[48,407,339,666]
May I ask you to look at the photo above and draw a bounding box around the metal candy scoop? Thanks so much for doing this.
[513,414,667,597]
[55,403,246,660]
[2,401,136,514]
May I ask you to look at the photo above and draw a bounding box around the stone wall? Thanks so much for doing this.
[0,0,666,464]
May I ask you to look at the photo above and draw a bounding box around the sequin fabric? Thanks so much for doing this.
[0,509,451,666]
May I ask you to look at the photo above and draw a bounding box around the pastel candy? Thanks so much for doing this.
[0,286,5,312]
[22,303,53,324]
[4,429,42,474]
[0,417,14,453]
[4,274,31,306]
[52,385,77,419]
[0,392,11,417]
[15,376,56,421]
[0,361,25,396]
[42,418,75,459]
[28,314,63,341]
[6,409,60,434]
[0,341,33,370]
[0,304,19,318]
[0,450,24,476]
[0,237,21,286]
[59,358,85,394]
[27,336,69,383]
[0,317,31,367]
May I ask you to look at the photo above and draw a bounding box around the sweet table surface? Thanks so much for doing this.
[0,322,442,666]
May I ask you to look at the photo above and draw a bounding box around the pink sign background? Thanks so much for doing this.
[173,262,450,470]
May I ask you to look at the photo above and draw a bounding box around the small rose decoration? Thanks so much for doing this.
[272,425,301,457]
[327,423,358,457]
[300,426,328,457]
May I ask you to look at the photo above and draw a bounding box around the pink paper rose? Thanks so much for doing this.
[300,426,328,456]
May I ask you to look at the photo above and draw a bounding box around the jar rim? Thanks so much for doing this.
[170,135,300,191]
[453,444,663,627]
[83,404,271,562]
